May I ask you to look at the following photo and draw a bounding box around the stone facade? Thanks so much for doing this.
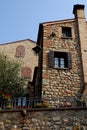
[37,5,87,100]
[0,39,38,96]
[0,39,38,81]
[0,109,87,130]
[0,4,87,130]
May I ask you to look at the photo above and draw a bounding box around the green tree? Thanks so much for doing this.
[0,53,26,98]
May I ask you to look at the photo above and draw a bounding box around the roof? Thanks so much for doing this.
[0,39,36,46]
[40,18,76,26]
[37,18,76,43]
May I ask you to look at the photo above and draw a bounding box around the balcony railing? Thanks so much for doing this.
[0,96,87,110]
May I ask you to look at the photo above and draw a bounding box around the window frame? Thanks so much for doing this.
[48,51,72,69]
[54,52,67,68]
[62,27,72,38]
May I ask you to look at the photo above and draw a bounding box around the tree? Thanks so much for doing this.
[0,53,26,98]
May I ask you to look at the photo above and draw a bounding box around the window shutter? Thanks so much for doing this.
[15,45,25,57]
[21,67,32,79]
[67,52,72,69]
[48,51,54,67]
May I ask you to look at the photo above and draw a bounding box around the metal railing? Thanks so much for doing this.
[0,96,87,110]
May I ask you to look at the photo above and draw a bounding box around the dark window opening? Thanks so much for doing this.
[62,27,72,38]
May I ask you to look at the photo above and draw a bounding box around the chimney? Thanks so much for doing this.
[73,4,87,85]
[73,4,85,19]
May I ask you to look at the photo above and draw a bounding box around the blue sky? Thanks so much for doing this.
[0,0,87,44]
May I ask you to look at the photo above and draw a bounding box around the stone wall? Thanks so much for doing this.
[40,20,84,99]
[0,109,87,130]
[0,39,38,81]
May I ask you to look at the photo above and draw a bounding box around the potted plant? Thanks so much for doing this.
[35,102,44,108]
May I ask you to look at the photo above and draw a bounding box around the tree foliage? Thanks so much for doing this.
[0,53,26,98]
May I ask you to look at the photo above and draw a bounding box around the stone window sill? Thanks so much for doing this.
[61,36,73,40]
[53,67,69,70]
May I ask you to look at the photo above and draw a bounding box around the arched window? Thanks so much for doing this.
[15,45,25,57]
[21,67,32,80]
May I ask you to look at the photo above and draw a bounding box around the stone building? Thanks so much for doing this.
[1,5,87,101]
[36,4,87,102]
[0,4,87,130]
[0,39,38,95]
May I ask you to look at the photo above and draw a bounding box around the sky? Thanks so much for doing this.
[0,0,87,44]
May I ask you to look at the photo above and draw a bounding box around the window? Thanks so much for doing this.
[21,67,32,80]
[62,27,72,38]
[15,45,25,57]
[48,51,72,69]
